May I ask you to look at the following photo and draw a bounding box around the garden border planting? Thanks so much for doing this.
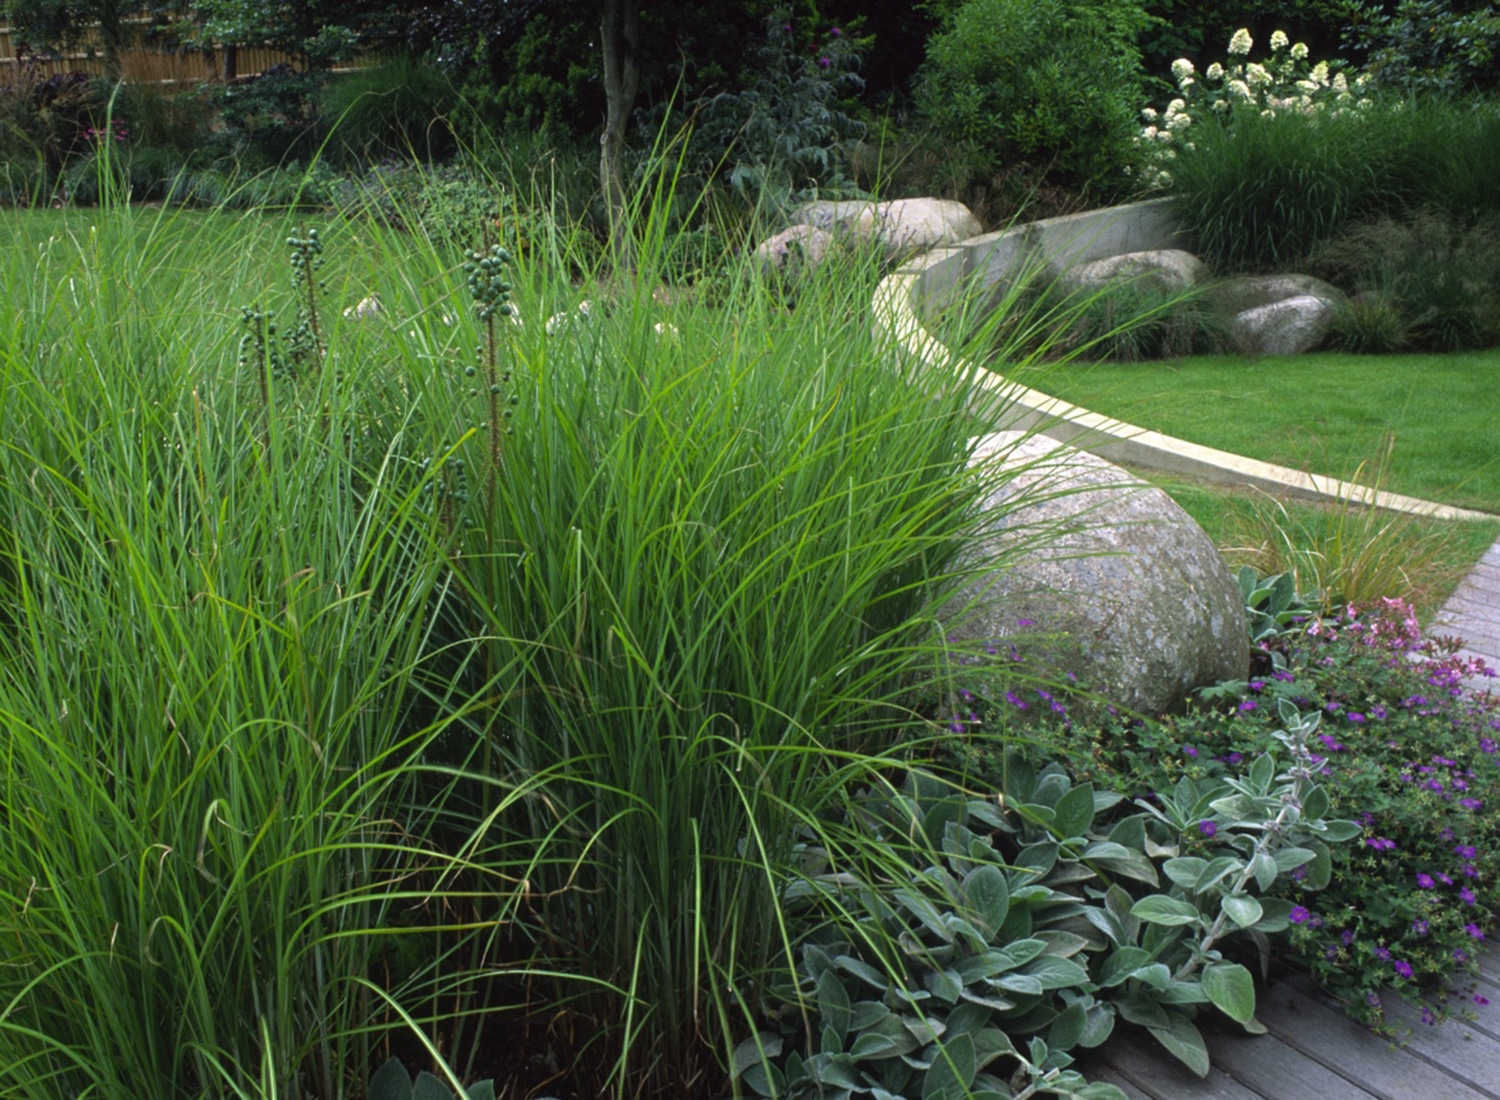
[871,199,1494,522]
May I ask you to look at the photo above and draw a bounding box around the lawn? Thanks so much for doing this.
[1003,349,1500,514]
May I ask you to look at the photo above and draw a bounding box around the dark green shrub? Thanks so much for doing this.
[319,54,462,165]
[915,0,1151,199]
[1313,210,1500,352]
[1345,0,1500,95]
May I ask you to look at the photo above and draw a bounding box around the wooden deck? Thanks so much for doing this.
[1076,951,1500,1099]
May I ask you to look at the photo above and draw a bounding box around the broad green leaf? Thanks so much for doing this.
[1163,856,1209,890]
[1305,841,1333,890]
[1248,897,1294,933]
[819,969,852,1043]
[368,1059,410,1100]
[1034,930,1091,958]
[849,1032,904,1059]
[1014,841,1059,881]
[1054,783,1096,838]
[1001,939,1049,969]
[1115,993,1170,1030]
[1319,819,1363,843]
[923,1033,977,1100]
[851,1001,890,1031]
[1075,1084,1130,1100]
[1302,784,1330,821]
[1194,855,1243,894]
[924,967,963,1005]
[836,956,890,992]
[962,864,1009,938]
[466,1082,496,1100]
[1250,753,1275,795]
[1250,850,1279,891]
[1049,1001,1088,1052]
[1157,980,1211,1005]
[732,1036,784,1079]
[972,1026,1018,1069]
[1023,955,1092,991]
[895,889,956,943]
[1079,1004,1116,1048]
[1130,895,1201,927]
[1203,962,1256,1024]
[1091,848,1161,887]
[1221,894,1263,929]
[1273,846,1317,872]
[413,1073,454,1100]
[1149,1013,1210,1077]
[1131,963,1171,991]
[1098,946,1153,987]
[994,973,1044,996]
[1107,813,1146,851]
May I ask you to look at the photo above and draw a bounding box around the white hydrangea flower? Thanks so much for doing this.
[1311,61,1329,85]
[1290,42,1309,60]
[1262,108,1277,118]
[1270,30,1289,50]
[1332,72,1348,93]
[1168,112,1192,130]
[1206,62,1224,80]
[1153,169,1173,188]
[1212,98,1232,112]
[1296,79,1319,93]
[1157,128,1175,143]
[1354,73,1370,92]
[1166,98,1187,114]
[1247,63,1273,87]
[1141,125,1159,140]
[1228,79,1253,99]
[1140,106,1159,122]
[1172,58,1195,84]
[1229,28,1253,55]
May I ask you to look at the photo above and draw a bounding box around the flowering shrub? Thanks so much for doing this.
[1137,29,1372,189]
[937,592,1500,1031]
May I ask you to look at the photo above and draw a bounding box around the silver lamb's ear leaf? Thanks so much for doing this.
[413,1072,454,1100]
[368,1058,412,1100]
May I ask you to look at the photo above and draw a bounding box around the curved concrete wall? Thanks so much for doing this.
[873,200,1491,522]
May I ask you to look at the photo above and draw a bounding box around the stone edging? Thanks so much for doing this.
[871,200,1494,522]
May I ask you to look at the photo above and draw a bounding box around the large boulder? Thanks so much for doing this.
[1206,274,1347,356]
[1058,249,1210,295]
[754,223,836,274]
[1229,294,1337,356]
[791,198,981,260]
[948,432,1248,716]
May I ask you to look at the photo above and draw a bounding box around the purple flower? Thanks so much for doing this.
[1348,712,1365,723]
[1005,690,1028,710]
[1289,906,1312,924]
[1461,798,1484,811]
[1248,679,1266,692]
[1367,992,1383,1007]
[1476,994,1491,1006]
[1371,705,1388,719]
[830,26,842,36]
[1394,960,1414,979]
[1456,845,1478,859]
[1465,924,1486,940]
[818,55,831,68]
[1016,618,1034,627]
[1342,929,1356,946]
[1374,946,1392,961]
[1463,863,1479,878]
[1417,873,1436,889]
[1183,745,1199,759]
[1437,872,1454,886]
[1412,919,1430,935]
[1238,700,1258,712]
[1421,1005,1437,1025]
[1199,820,1218,838]
[1461,886,1478,905]
[1366,837,1396,850]
[1482,737,1498,754]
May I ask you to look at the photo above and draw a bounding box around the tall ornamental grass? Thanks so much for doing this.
[1169,95,1500,271]
[0,162,1070,1099]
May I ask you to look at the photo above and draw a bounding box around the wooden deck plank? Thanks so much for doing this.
[1288,975,1500,1099]
[1087,1028,1273,1100]
[1069,1058,1158,1100]
[1259,978,1493,1100]
[1200,1021,1378,1100]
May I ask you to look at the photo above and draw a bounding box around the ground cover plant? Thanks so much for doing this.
[932,578,1500,1035]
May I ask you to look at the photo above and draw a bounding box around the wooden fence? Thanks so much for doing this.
[0,15,357,87]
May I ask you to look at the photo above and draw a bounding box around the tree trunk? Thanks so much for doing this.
[599,0,640,271]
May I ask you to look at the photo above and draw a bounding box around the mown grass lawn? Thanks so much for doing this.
[1008,349,1500,514]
